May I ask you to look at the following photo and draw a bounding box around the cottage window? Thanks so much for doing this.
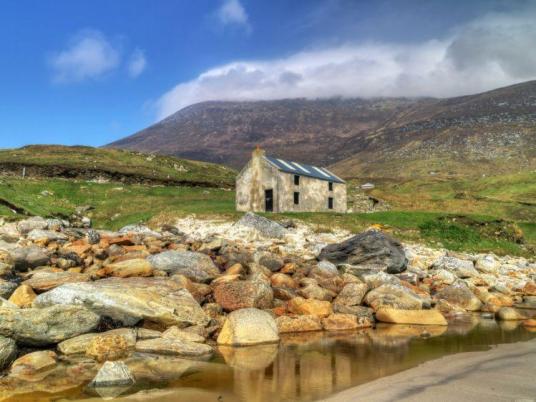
[328,182,333,191]
[294,192,300,205]
[294,175,300,185]
[328,197,334,209]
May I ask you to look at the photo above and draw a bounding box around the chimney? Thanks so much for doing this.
[252,145,265,160]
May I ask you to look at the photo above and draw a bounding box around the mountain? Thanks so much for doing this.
[109,81,536,179]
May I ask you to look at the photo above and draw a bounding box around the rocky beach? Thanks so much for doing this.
[0,212,534,401]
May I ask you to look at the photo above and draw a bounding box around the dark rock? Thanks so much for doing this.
[86,229,101,245]
[318,230,407,274]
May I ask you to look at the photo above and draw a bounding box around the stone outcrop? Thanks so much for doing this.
[318,230,407,274]
[33,277,208,327]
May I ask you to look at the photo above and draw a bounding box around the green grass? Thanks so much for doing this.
[0,176,533,256]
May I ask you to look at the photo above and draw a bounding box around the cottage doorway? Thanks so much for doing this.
[265,189,273,212]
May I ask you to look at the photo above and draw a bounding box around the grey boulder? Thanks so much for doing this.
[319,230,407,274]
[147,250,219,283]
[0,305,100,346]
[235,212,288,239]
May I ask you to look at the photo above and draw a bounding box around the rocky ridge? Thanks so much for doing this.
[0,212,534,399]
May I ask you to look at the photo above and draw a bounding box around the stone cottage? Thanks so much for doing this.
[236,148,347,213]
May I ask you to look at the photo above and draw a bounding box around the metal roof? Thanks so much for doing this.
[264,156,345,183]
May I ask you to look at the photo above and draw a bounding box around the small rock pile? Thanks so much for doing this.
[0,212,534,396]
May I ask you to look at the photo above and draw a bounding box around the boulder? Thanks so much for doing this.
[217,308,279,346]
[321,313,372,331]
[375,308,447,325]
[213,280,273,311]
[314,260,339,277]
[433,256,479,278]
[435,282,482,311]
[496,307,527,321]
[235,212,288,239]
[10,246,49,271]
[0,336,17,370]
[57,328,137,355]
[89,361,135,387]
[23,271,90,291]
[119,224,161,238]
[8,284,36,308]
[318,230,407,274]
[98,259,153,278]
[16,217,48,235]
[27,229,68,242]
[430,269,457,285]
[147,250,219,283]
[276,315,322,333]
[256,252,284,272]
[297,279,335,301]
[162,326,205,343]
[287,297,332,318]
[86,334,132,362]
[135,338,213,357]
[333,304,375,321]
[475,255,500,273]
[10,350,57,378]
[34,277,208,327]
[364,284,425,310]
[270,273,297,289]
[0,305,100,346]
[0,280,17,299]
[334,282,368,307]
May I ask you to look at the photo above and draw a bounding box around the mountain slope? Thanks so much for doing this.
[109,81,536,178]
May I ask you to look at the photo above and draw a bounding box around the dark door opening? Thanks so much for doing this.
[265,189,273,212]
[328,197,334,209]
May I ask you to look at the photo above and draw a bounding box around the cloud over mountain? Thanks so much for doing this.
[156,7,536,119]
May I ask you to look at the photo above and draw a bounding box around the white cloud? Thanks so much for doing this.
[127,49,147,78]
[49,30,121,83]
[217,0,250,31]
[156,8,536,119]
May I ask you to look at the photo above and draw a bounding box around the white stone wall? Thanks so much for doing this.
[236,152,347,213]
[277,172,347,213]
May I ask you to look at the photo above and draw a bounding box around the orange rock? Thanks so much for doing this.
[8,284,36,308]
[288,297,332,318]
[280,263,297,274]
[522,282,536,296]
[64,244,92,256]
[108,236,135,246]
[522,319,536,327]
[85,334,130,362]
[271,273,297,288]
[97,258,153,278]
[321,313,370,331]
[226,263,244,275]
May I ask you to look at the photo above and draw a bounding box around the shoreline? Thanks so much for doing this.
[325,337,536,402]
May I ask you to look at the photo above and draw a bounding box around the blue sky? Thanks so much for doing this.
[1,0,535,148]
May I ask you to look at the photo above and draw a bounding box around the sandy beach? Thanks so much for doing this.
[325,338,536,402]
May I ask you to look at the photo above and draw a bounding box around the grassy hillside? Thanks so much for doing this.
[354,171,536,222]
[0,145,236,187]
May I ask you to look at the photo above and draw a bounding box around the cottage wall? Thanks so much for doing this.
[236,152,281,212]
[277,172,347,213]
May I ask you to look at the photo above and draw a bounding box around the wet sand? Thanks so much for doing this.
[325,338,536,402]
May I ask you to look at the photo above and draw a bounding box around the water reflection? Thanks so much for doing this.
[8,318,536,402]
[164,319,534,402]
